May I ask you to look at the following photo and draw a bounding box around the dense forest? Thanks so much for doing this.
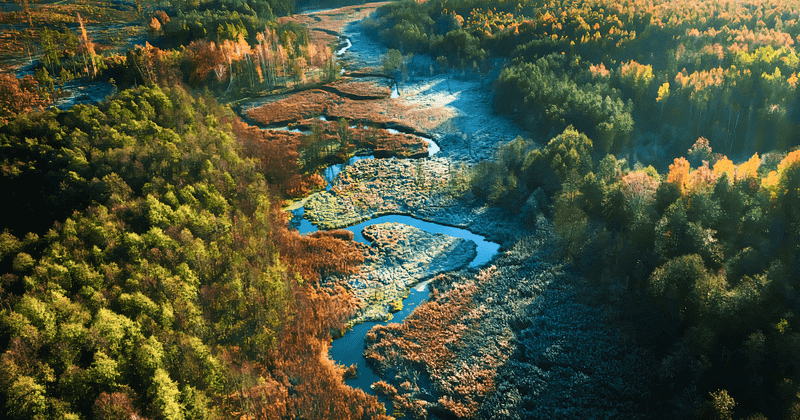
[367,0,800,161]
[0,83,390,418]
[0,0,337,118]
[0,0,392,418]
[467,128,800,418]
[365,0,800,417]
[5,0,800,418]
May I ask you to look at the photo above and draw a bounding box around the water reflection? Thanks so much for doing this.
[335,37,353,56]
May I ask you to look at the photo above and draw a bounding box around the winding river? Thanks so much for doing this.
[290,125,498,398]
[278,4,503,400]
[329,216,498,395]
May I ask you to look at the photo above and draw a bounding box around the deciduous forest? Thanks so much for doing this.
[4,0,800,418]
[0,0,387,418]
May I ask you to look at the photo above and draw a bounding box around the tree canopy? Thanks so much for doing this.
[0,84,386,419]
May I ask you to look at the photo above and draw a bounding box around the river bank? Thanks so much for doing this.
[277,1,531,164]
[303,157,522,243]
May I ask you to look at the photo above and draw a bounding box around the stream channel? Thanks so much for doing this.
[284,88,495,402]
[292,209,499,395]
[287,142,498,397]
[258,7,502,400]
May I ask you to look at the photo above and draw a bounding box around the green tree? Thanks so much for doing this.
[87,352,122,391]
[6,375,47,419]
[553,180,588,259]
[151,368,185,420]
[654,200,723,270]
[528,125,594,183]
[383,49,403,74]
[337,117,350,156]
[700,389,736,420]
[648,253,709,323]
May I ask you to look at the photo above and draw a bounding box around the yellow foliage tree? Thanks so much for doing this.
[713,156,735,181]
[620,60,655,98]
[762,170,780,198]
[656,82,670,103]
[667,157,691,194]
[736,153,760,181]
[762,149,800,200]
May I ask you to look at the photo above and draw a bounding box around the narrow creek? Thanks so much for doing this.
[329,281,431,397]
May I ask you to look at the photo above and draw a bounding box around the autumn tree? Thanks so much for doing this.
[619,60,654,99]
[0,73,47,123]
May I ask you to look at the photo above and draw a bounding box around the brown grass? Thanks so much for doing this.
[364,280,490,418]
[329,80,391,98]
[245,82,428,158]
[246,89,332,125]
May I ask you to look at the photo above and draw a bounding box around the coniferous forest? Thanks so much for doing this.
[4,0,800,418]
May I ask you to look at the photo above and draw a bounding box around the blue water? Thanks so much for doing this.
[329,281,431,396]
[335,37,353,56]
[323,154,372,190]
[345,215,497,267]
[294,212,498,268]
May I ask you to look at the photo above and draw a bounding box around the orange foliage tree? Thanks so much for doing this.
[183,40,231,86]
[220,282,389,420]
[0,73,47,124]
[687,161,717,194]
[621,170,660,209]
[230,119,326,198]
[276,229,365,283]
[713,156,735,181]
[667,156,692,194]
